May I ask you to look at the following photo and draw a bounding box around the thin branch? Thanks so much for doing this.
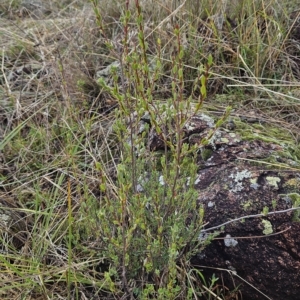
[200,207,300,233]
[213,226,291,240]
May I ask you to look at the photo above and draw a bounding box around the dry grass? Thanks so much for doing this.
[0,0,300,299]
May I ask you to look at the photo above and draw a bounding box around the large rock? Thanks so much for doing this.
[188,115,300,300]
[146,111,300,299]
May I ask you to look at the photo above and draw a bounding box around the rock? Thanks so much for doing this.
[0,197,31,251]
[134,110,300,299]
[188,117,300,300]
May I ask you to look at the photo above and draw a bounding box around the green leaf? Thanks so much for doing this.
[200,85,207,98]
[207,53,213,66]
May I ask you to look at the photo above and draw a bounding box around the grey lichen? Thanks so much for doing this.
[198,114,215,128]
[250,177,260,190]
[229,169,252,193]
[224,234,238,247]
[0,213,11,228]
[184,113,215,132]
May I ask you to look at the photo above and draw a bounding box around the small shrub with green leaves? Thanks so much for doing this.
[91,0,225,298]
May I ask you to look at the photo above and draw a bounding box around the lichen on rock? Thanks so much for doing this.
[261,219,273,235]
[189,112,300,300]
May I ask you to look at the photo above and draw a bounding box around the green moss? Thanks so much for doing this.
[235,120,294,146]
[287,193,300,222]
[231,117,300,170]
[201,148,213,161]
[241,200,252,211]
